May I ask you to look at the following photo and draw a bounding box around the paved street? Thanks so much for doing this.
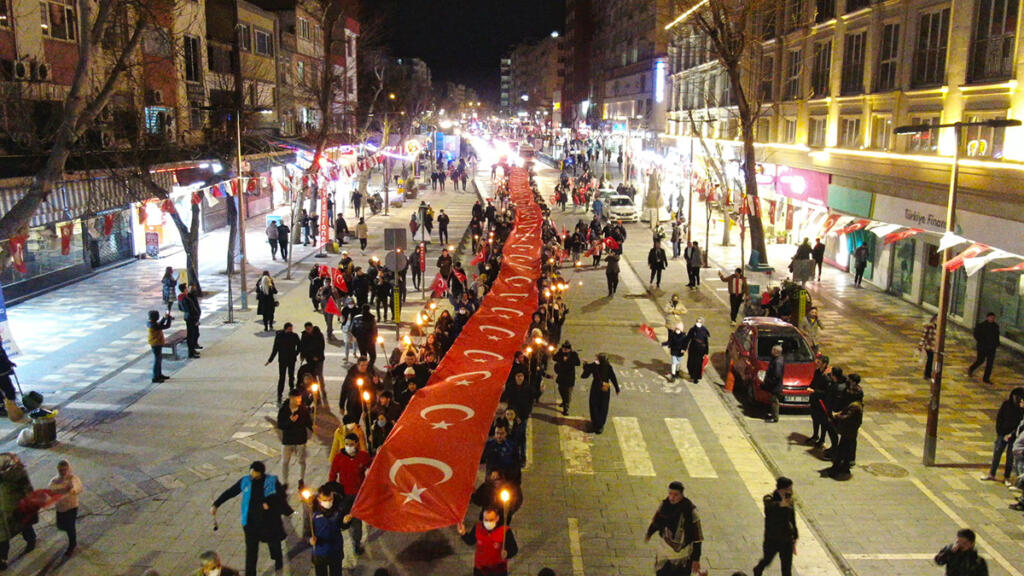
[0,159,1021,576]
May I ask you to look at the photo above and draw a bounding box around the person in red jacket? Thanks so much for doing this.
[328,433,371,557]
[457,507,519,576]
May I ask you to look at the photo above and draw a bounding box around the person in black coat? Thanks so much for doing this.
[504,370,535,422]
[334,214,349,245]
[553,342,581,416]
[211,461,292,576]
[277,389,313,486]
[647,241,668,289]
[685,319,710,382]
[309,267,325,312]
[968,312,1001,383]
[662,325,689,382]
[350,306,379,367]
[299,323,326,396]
[582,353,619,434]
[177,283,202,358]
[763,344,785,423]
[605,252,621,297]
[266,322,301,404]
[807,355,831,447]
[437,210,450,244]
[982,386,1024,483]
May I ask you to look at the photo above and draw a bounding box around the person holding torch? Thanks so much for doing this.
[458,506,519,576]
[328,434,371,558]
[306,484,353,576]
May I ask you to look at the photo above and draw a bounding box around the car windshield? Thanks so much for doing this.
[756,330,814,362]
[609,198,632,206]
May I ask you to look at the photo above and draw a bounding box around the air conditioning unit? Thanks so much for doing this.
[147,89,164,105]
[32,62,50,81]
[99,130,115,149]
[12,60,29,81]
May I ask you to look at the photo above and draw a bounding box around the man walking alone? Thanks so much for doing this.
[719,268,748,325]
[753,477,798,576]
[266,323,301,404]
[968,312,1000,384]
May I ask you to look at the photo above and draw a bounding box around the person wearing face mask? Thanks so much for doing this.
[369,411,394,453]
[471,470,523,524]
[662,323,689,382]
[277,388,312,488]
[328,434,371,557]
[210,461,291,576]
[457,507,519,576]
[192,550,240,576]
[645,481,704,576]
[665,294,688,328]
[330,414,368,463]
[310,485,354,576]
[685,318,710,383]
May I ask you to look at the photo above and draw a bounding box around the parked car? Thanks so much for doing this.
[604,195,639,222]
[725,317,816,409]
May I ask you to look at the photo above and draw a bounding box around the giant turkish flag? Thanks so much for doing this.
[351,168,542,532]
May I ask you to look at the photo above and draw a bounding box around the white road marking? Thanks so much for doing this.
[235,437,279,458]
[858,429,898,464]
[612,416,656,476]
[568,517,586,576]
[523,417,534,471]
[664,418,718,478]
[559,423,594,475]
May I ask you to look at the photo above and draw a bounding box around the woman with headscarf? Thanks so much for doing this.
[0,453,36,570]
[256,271,278,331]
[685,318,710,383]
[582,353,619,434]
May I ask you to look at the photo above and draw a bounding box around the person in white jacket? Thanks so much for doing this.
[47,460,83,556]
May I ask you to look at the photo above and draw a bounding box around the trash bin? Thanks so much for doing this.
[30,409,57,447]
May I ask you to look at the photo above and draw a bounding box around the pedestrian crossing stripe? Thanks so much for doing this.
[664,418,718,478]
[613,417,656,476]
[559,423,594,475]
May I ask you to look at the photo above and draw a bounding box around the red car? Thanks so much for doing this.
[725,317,817,409]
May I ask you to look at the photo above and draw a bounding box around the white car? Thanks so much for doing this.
[604,195,639,223]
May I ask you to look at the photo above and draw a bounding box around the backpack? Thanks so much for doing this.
[350,314,367,339]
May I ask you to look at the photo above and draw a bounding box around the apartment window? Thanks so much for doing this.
[145,107,168,135]
[183,35,202,83]
[40,0,77,41]
[254,28,274,56]
[846,0,871,12]
[913,9,950,87]
[870,115,893,150]
[815,0,835,23]
[759,55,775,101]
[809,116,827,147]
[811,40,832,98]
[238,23,251,51]
[298,17,311,40]
[757,118,773,142]
[907,115,940,153]
[189,104,205,130]
[786,0,805,32]
[963,113,1007,158]
[969,0,1018,81]
[876,23,900,91]
[761,6,777,40]
[784,49,803,100]
[0,0,11,29]
[841,31,866,95]
[208,45,231,74]
[784,118,798,143]
[839,116,862,147]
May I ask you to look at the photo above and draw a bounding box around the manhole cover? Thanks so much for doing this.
[862,462,909,478]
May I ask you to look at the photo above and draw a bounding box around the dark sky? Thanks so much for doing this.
[376,0,565,103]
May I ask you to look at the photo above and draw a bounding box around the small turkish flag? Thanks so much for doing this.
[325,296,342,316]
[603,237,621,251]
[640,324,658,342]
[59,223,73,255]
[103,213,116,235]
[883,228,924,245]
[430,273,448,297]
[8,234,27,274]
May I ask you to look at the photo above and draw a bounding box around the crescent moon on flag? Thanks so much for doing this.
[420,404,476,421]
[389,457,454,486]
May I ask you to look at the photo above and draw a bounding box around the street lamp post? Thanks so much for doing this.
[235,110,250,311]
[894,118,1020,466]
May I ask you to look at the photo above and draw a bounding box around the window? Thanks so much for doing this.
[811,40,832,98]
[809,116,827,147]
[784,118,797,143]
[298,17,311,40]
[208,44,232,74]
[237,23,251,52]
[913,9,950,87]
[761,5,777,40]
[0,0,11,28]
[815,0,835,23]
[40,0,77,41]
[962,113,1007,158]
[846,0,871,12]
[907,115,940,153]
[870,115,892,150]
[786,0,805,32]
[296,61,305,84]
[145,107,168,135]
[183,35,202,83]
[759,55,775,101]
[784,49,803,100]
[969,0,1018,81]
[757,118,772,142]
[839,116,862,147]
[189,104,205,131]
[254,28,273,56]
[841,32,866,94]
[876,23,900,91]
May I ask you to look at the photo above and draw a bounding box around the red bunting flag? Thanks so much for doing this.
[161,199,176,214]
[837,219,871,236]
[59,223,74,255]
[820,213,843,236]
[192,191,203,206]
[883,228,924,245]
[351,166,542,533]
[944,242,991,271]
[640,324,658,341]
[992,261,1024,273]
[453,268,467,285]
[8,234,27,273]
[324,296,342,316]
[103,213,117,235]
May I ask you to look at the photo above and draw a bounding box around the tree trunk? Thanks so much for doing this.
[741,122,768,265]
[226,196,238,274]
[167,206,202,295]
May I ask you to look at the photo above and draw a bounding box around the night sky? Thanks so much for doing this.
[377,0,565,103]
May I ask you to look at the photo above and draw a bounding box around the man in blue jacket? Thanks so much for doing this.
[211,461,291,576]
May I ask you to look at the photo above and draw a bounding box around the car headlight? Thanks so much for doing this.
[756,370,766,381]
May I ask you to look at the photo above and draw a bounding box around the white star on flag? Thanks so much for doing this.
[401,484,427,504]
[454,379,473,386]
[431,420,453,430]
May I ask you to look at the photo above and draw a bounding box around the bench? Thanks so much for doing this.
[162,330,188,360]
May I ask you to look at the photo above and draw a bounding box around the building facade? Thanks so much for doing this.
[667,0,1024,346]
[508,35,565,122]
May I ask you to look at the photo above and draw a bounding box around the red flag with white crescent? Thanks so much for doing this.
[640,324,658,341]
[944,242,991,271]
[603,236,620,251]
[837,219,871,235]
[351,167,542,532]
[430,273,448,297]
[883,228,924,245]
[59,223,74,255]
[820,213,843,236]
[8,235,27,273]
[992,261,1024,273]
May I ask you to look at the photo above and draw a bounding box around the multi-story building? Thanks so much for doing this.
[500,54,513,116]
[509,34,565,122]
[275,0,326,137]
[666,0,1024,347]
[563,0,594,128]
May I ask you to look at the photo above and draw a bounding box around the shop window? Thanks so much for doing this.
[889,238,916,298]
[913,8,950,87]
[809,116,827,147]
[922,243,968,315]
[841,31,866,95]
[969,0,1017,82]
[907,114,940,153]
[40,0,77,41]
[870,115,892,150]
[962,113,1007,158]
[145,107,168,135]
[979,264,1024,347]
[876,23,901,92]
[810,40,832,98]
